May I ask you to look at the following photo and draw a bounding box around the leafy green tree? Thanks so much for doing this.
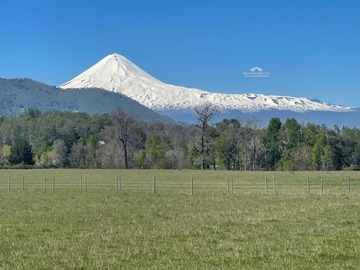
[215,118,241,170]
[312,131,327,170]
[321,145,335,170]
[134,149,147,169]
[0,145,11,166]
[276,149,295,171]
[282,118,301,150]
[276,118,303,171]
[20,108,41,119]
[341,126,358,169]
[263,117,282,169]
[147,134,166,169]
[215,134,231,170]
[8,137,35,165]
[303,123,318,146]
[325,130,343,170]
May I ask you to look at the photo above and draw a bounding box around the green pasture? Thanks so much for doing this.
[1,169,360,195]
[1,170,360,269]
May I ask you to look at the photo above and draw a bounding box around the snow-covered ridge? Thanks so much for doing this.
[60,53,355,113]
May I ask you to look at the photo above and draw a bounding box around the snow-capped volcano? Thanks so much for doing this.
[60,53,354,113]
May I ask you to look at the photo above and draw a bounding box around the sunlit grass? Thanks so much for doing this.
[1,170,360,269]
[1,169,360,195]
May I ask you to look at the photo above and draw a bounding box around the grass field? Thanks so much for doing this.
[2,169,360,195]
[1,170,360,269]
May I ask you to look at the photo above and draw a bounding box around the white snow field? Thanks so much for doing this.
[60,54,354,113]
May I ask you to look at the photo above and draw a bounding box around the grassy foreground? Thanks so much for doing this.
[1,169,360,195]
[1,170,360,269]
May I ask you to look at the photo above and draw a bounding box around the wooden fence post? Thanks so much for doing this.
[22,176,25,191]
[85,176,87,192]
[227,177,230,194]
[231,177,234,195]
[52,176,55,192]
[80,175,83,192]
[44,176,47,192]
[273,176,276,195]
[348,176,351,194]
[8,176,10,192]
[265,177,268,194]
[152,176,156,193]
[191,177,194,195]
[320,178,323,196]
[119,176,121,192]
[116,175,120,192]
[307,176,310,194]
[118,175,121,192]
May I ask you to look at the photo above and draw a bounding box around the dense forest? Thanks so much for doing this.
[1,106,360,171]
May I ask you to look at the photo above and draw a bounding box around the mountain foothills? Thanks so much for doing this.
[1,108,360,171]
[0,78,173,123]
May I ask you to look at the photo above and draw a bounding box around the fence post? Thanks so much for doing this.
[44,176,47,192]
[231,177,234,195]
[119,176,121,192]
[227,177,230,194]
[80,175,83,192]
[320,178,323,196]
[348,176,351,194]
[307,176,310,194]
[273,176,276,195]
[85,176,87,192]
[116,175,120,193]
[8,176,10,192]
[115,175,117,192]
[52,176,55,192]
[265,177,268,194]
[152,176,156,193]
[191,177,194,195]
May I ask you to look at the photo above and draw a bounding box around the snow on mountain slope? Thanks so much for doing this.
[60,54,355,113]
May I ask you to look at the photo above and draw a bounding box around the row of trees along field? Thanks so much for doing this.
[1,106,360,170]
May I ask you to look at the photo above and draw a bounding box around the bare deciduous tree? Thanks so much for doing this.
[193,102,219,169]
[112,108,137,169]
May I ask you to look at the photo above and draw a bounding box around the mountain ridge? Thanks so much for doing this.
[0,77,174,123]
[1,77,359,127]
[60,53,356,113]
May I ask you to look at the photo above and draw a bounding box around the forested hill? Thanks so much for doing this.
[0,78,174,123]
[1,108,360,171]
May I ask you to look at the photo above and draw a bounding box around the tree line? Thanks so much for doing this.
[1,106,360,171]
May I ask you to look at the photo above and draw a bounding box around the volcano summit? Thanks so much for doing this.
[60,54,355,114]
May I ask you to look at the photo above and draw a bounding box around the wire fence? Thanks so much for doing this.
[1,172,360,196]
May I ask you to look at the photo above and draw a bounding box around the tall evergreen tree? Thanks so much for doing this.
[263,117,282,169]
[8,137,35,165]
[312,131,327,170]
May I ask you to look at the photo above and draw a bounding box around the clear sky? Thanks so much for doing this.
[0,0,359,107]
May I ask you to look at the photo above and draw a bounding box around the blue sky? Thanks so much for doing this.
[0,0,359,107]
